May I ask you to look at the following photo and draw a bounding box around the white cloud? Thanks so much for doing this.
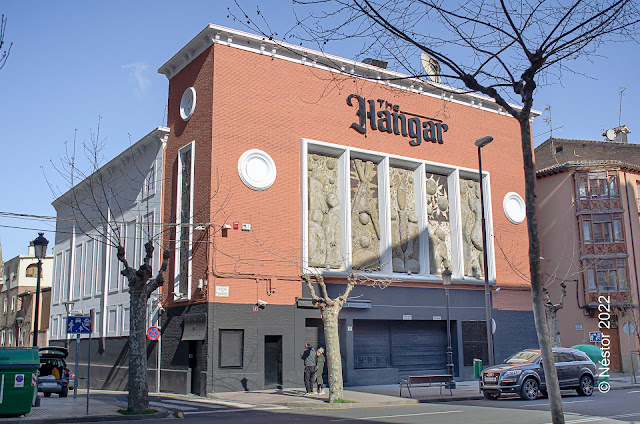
[122,63,151,98]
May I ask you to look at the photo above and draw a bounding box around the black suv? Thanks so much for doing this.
[37,347,71,397]
[481,348,597,400]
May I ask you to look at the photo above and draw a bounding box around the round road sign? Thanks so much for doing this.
[147,326,160,341]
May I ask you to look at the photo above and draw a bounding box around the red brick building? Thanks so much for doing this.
[157,24,540,394]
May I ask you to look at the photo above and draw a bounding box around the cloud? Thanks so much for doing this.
[122,63,151,98]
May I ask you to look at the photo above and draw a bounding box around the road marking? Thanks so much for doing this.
[518,399,593,408]
[331,410,462,421]
[150,401,198,411]
[156,398,225,409]
[628,390,640,393]
[609,412,640,419]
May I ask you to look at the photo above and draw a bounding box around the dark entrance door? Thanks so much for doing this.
[189,340,202,395]
[264,335,283,389]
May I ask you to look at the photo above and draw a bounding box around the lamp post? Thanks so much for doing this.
[442,268,456,389]
[32,233,49,347]
[16,317,25,346]
[475,136,495,366]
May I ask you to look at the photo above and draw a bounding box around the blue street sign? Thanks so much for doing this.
[589,331,603,343]
[67,315,92,334]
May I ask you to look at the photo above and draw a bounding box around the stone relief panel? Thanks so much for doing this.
[460,178,484,278]
[351,158,381,271]
[426,172,451,274]
[390,167,420,274]
[307,153,342,269]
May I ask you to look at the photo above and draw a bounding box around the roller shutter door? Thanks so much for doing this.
[391,320,447,375]
[353,320,391,369]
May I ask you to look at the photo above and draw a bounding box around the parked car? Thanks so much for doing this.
[481,347,597,400]
[37,347,70,397]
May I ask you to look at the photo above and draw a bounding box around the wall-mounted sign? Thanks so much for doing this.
[347,94,449,146]
[216,285,230,297]
[575,323,583,331]
[402,314,412,320]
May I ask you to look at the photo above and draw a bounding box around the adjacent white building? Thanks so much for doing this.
[49,127,168,389]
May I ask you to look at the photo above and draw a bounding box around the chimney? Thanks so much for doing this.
[602,125,630,143]
[362,58,388,69]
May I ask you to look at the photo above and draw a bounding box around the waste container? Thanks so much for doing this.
[0,347,40,416]
[572,344,608,383]
[473,359,483,379]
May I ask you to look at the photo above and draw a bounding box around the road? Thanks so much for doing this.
[90,389,640,424]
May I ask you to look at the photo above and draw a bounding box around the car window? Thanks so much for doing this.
[554,352,574,362]
[504,351,539,364]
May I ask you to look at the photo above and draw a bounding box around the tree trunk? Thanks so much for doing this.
[519,118,564,424]
[322,303,344,402]
[128,283,150,412]
[546,308,562,348]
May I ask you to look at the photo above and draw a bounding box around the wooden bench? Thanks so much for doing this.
[399,374,454,397]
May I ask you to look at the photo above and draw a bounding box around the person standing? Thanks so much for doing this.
[300,343,316,395]
[314,347,325,395]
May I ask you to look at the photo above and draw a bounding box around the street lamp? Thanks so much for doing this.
[32,233,49,347]
[442,268,456,389]
[16,317,25,346]
[475,136,495,366]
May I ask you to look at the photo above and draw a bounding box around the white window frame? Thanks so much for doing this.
[174,141,195,301]
[301,138,496,283]
[107,306,118,337]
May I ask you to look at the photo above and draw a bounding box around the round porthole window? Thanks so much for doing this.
[503,192,526,224]
[238,149,277,191]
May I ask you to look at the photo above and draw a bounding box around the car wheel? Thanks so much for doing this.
[520,378,539,400]
[577,375,594,396]
[60,387,68,398]
[44,392,51,398]
[483,391,501,400]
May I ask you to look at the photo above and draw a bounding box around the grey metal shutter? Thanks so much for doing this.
[305,318,325,349]
[353,320,391,369]
[390,320,447,375]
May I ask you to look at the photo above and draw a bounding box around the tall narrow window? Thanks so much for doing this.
[73,244,83,299]
[83,239,94,297]
[350,158,381,271]
[175,143,194,298]
[426,172,451,275]
[307,153,341,269]
[390,166,419,274]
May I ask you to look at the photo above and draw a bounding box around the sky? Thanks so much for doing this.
[1,1,638,261]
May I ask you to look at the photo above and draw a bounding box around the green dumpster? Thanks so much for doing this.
[572,344,609,383]
[0,347,40,417]
[473,358,483,378]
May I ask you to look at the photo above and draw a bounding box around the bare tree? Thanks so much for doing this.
[50,124,170,413]
[0,14,11,71]
[302,273,390,402]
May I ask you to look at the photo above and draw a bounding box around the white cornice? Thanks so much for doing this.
[158,24,541,119]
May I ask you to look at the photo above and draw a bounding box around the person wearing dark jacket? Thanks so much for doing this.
[314,347,325,395]
[300,343,316,395]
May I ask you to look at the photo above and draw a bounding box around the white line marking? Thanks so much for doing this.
[628,390,640,393]
[331,410,462,421]
[609,412,640,419]
[155,398,225,408]
[149,401,198,411]
[545,418,604,424]
[518,399,593,408]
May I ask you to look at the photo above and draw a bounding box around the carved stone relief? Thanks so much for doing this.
[390,167,420,274]
[460,178,484,278]
[426,172,451,274]
[351,159,381,271]
[307,153,341,269]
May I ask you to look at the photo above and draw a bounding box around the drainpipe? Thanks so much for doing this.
[623,171,640,309]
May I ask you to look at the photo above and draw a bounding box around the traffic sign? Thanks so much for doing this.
[589,331,603,343]
[67,315,92,334]
[147,326,160,341]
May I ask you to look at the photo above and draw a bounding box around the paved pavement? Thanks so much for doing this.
[2,375,637,423]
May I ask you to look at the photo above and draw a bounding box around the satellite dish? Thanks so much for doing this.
[606,129,616,141]
[421,52,441,84]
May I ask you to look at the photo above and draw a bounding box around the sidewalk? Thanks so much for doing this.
[3,375,638,423]
[0,393,167,424]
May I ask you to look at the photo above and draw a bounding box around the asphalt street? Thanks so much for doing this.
[87,389,640,424]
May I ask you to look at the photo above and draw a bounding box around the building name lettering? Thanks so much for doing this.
[347,94,448,145]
